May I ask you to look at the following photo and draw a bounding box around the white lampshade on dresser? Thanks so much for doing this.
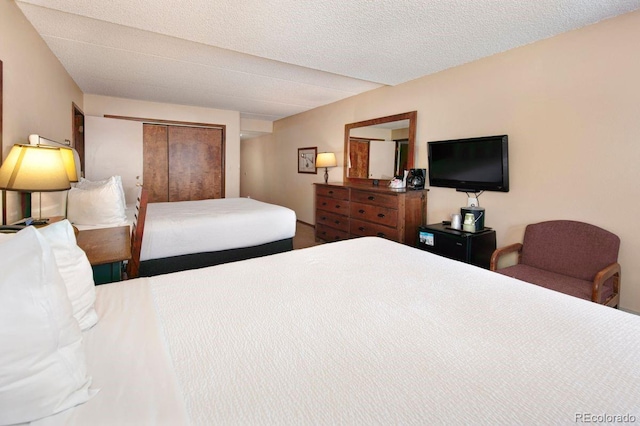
[316,152,337,184]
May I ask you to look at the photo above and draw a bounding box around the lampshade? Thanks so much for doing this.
[28,134,81,182]
[0,144,72,192]
[58,146,80,183]
[316,152,337,168]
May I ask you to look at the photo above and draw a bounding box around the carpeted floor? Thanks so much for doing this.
[293,221,322,250]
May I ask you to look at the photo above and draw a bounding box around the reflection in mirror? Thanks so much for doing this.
[344,112,416,184]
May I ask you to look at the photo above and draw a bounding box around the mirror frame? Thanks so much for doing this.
[343,111,417,185]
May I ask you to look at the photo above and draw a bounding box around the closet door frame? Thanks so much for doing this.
[108,115,226,201]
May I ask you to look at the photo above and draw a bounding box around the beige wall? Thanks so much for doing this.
[244,10,640,313]
[0,0,83,222]
[83,95,241,198]
[84,116,143,205]
[240,134,273,201]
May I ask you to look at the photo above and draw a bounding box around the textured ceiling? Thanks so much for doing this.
[16,0,640,123]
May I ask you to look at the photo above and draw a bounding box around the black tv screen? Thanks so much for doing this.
[428,135,509,192]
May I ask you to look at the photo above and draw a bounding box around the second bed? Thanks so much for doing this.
[138,197,296,276]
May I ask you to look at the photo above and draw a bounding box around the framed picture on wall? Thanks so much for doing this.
[298,147,317,174]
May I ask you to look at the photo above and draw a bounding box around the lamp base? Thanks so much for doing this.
[324,168,329,184]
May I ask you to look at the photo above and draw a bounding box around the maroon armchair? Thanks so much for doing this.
[490,220,621,307]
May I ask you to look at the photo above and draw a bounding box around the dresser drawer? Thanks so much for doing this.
[350,202,398,227]
[350,190,397,209]
[316,210,349,232]
[350,219,399,241]
[316,185,349,200]
[316,223,350,242]
[317,196,350,215]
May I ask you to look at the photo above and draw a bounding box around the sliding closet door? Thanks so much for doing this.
[143,124,170,203]
[143,124,224,203]
[168,126,223,201]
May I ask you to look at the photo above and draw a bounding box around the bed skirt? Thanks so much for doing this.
[138,238,294,276]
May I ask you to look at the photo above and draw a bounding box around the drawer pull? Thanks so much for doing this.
[334,220,341,225]
[322,202,327,206]
[320,216,327,221]
[377,213,385,218]
[367,196,375,200]
[359,227,365,231]
[328,190,334,194]
[377,232,386,237]
[358,209,365,214]
[320,231,327,236]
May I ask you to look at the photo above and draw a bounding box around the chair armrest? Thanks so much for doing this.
[592,262,621,306]
[490,243,523,271]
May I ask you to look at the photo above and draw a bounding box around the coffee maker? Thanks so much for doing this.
[406,169,426,190]
[460,206,485,232]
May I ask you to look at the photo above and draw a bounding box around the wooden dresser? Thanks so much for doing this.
[314,183,427,246]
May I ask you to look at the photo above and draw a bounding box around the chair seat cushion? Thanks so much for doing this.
[498,264,613,304]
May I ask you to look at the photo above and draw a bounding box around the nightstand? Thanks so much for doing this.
[76,226,131,285]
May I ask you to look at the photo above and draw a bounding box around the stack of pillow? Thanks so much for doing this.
[67,176,127,226]
[0,220,98,424]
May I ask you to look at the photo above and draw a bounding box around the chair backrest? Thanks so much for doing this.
[521,220,619,281]
[126,187,148,279]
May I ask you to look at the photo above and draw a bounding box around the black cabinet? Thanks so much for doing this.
[417,223,496,269]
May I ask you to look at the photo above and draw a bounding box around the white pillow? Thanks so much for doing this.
[76,175,127,208]
[0,227,96,424]
[67,181,127,226]
[39,220,98,330]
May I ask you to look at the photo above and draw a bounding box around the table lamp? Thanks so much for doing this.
[0,144,74,224]
[316,152,337,184]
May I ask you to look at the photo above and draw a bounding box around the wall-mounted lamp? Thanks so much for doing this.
[316,152,337,184]
[0,144,76,223]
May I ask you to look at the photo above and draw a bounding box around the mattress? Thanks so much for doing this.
[36,237,640,424]
[140,197,296,261]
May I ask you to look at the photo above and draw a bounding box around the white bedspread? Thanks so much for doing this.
[41,237,640,424]
[146,237,640,424]
[140,197,296,261]
[32,279,189,426]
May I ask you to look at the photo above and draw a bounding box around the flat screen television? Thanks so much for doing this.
[427,135,509,192]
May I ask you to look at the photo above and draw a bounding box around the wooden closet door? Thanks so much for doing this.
[143,124,169,202]
[168,126,223,201]
[349,138,370,179]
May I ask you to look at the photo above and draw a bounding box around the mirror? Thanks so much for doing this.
[344,111,417,184]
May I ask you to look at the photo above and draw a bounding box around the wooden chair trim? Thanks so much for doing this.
[126,187,148,279]
[592,262,621,307]
[489,243,523,271]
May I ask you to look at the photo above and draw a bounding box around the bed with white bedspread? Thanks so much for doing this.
[66,176,297,275]
[28,236,640,425]
[139,197,296,275]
